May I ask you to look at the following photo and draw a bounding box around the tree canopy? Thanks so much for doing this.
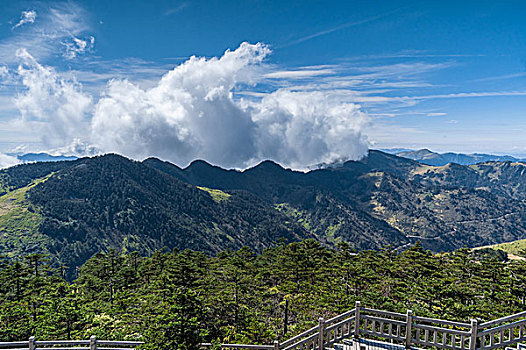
[0,242,524,349]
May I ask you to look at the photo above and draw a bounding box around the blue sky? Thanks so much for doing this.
[0,0,525,168]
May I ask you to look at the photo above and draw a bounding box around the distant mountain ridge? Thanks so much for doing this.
[9,152,78,163]
[2,150,526,278]
[394,148,522,166]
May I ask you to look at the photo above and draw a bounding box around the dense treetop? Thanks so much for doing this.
[0,242,525,349]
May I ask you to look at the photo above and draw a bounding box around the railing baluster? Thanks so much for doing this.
[469,319,478,350]
[29,337,35,350]
[406,310,413,349]
[90,336,96,350]
[490,332,495,347]
[354,301,361,339]
[318,318,324,350]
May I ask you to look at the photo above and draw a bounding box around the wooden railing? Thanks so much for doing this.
[0,336,143,350]
[2,305,526,350]
[411,314,473,350]
[199,344,278,350]
[200,302,526,350]
[282,309,356,350]
[477,312,526,350]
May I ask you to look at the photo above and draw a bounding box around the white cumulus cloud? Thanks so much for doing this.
[91,42,270,167]
[249,90,369,167]
[91,42,369,168]
[14,42,370,169]
[14,48,92,148]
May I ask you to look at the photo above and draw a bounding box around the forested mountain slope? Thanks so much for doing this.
[3,155,309,276]
[1,151,526,275]
[145,151,526,252]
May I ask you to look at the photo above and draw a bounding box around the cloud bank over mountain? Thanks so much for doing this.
[13,42,370,169]
[15,48,92,148]
[0,153,20,169]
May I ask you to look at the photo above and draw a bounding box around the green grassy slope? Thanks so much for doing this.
[0,174,53,257]
[474,239,526,259]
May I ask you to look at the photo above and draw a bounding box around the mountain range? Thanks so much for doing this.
[393,148,522,166]
[1,150,526,277]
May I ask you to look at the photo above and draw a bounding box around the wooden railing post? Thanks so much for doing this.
[29,336,35,350]
[469,319,478,350]
[318,317,325,350]
[274,340,280,350]
[354,301,361,339]
[405,310,413,349]
[90,335,97,350]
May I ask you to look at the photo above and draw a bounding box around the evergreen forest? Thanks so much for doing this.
[1,241,525,350]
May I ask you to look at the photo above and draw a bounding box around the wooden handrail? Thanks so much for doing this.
[412,315,471,329]
[0,343,29,348]
[477,318,526,337]
[0,338,143,350]
[479,312,526,329]
[361,308,406,319]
